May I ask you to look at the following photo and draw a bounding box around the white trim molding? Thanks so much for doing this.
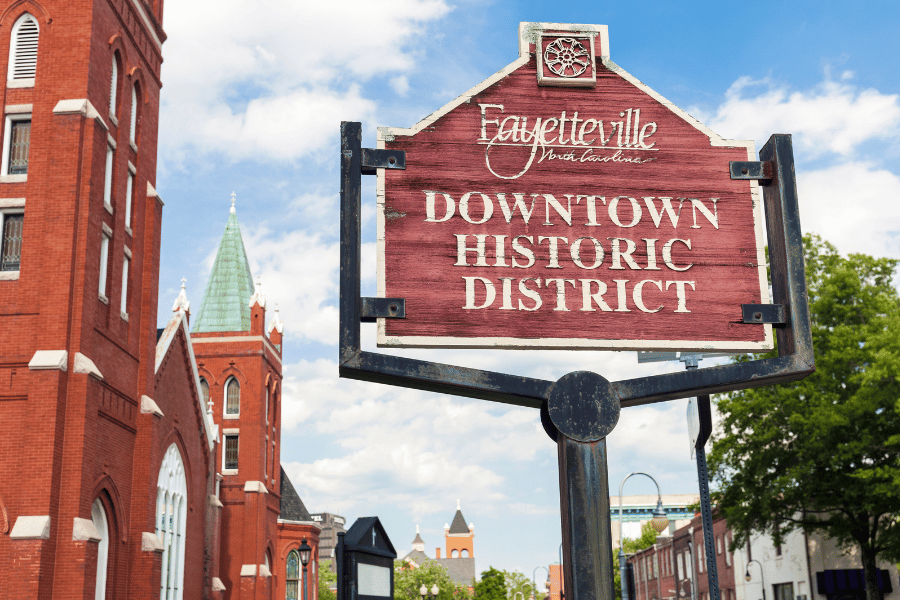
[140,395,163,417]
[72,517,101,542]
[11,515,51,539]
[28,350,67,371]
[141,531,164,552]
[73,352,103,380]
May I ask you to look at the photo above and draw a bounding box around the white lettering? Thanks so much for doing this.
[608,196,643,228]
[662,239,693,271]
[459,192,493,224]
[518,278,542,311]
[570,237,605,269]
[666,280,696,313]
[424,190,455,222]
[580,279,613,312]
[463,277,495,309]
[633,280,664,313]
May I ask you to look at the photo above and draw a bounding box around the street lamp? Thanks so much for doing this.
[419,583,439,599]
[745,559,766,600]
[299,539,312,600]
[618,472,670,600]
[534,566,549,600]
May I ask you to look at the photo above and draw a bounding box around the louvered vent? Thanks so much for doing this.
[11,16,38,80]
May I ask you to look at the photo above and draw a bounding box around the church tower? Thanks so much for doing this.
[0,0,184,597]
[192,197,318,600]
[444,500,475,559]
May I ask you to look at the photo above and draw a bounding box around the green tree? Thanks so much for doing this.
[501,570,534,599]
[709,235,900,600]
[318,560,337,600]
[474,567,506,600]
[394,560,473,600]
[613,522,664,600]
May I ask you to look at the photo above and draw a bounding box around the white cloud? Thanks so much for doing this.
[700,76,900,157]
[159,0,451,162]
[798,161,900,258]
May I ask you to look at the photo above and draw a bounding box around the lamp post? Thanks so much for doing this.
[299,539,312,600]
[534,566,549,600]
[745,560,766,600]
[618,473,669,600]
[419,583,439,600]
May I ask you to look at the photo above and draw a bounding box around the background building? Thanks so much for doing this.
[0,1,320,597]
[401,501,477,586]
[311,512,347,569]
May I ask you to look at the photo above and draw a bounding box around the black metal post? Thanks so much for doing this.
[695,427,720,600]
[303,563,309,600]
[558,436,615,600]
[336,532,345,600]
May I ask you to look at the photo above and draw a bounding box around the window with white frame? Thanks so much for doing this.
[1,206,23,272]
[109,52,119,120]
[130,84,139,145]
[223,433,239,471]
[2,112,31,176]
[120,251,130,316]
[8,14,38,85]
[103,143,114,210]
[92,498,110,600]
[156,443,187,600]
[99,225,111,299]
[225,377,240,416]
[199,378,210,409]
[125,164,134,232]
[286,550,300,600]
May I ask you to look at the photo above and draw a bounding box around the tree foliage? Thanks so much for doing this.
[394,560,473,600]
[474,567,506,600]
[709,235,900,600]
[318,560,337,600]
[501,570,535,599]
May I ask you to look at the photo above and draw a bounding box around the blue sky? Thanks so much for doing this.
[154,0,900,582]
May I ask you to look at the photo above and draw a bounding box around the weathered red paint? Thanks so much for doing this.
[378,24,771,351]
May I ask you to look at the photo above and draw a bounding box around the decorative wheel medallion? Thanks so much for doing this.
[543,37,590,78]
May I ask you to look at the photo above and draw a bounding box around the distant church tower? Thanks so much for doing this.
[191,196,286,599]
[444,500,475,559]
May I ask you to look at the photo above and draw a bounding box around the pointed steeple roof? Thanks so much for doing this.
[448,499,470,534]
[192,194,255,333]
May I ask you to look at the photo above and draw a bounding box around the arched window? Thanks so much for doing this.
[109,52,120,119]
[8,14,38,83]
[92,498,110,600]
[225,378,240,416]
[129,83,139,144]
[199,378,210,409]
[451,549,459,558]
[460,549,469,558]
[156,443,187,600]
[286,550,300,600]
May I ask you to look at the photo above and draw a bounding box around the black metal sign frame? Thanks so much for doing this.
[339,121,814,600]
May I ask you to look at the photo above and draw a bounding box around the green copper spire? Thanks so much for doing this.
[192,194,255,333]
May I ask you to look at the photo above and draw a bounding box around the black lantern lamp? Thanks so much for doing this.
[300,539,312,600]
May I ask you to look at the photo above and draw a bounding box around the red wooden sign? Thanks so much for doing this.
[376,23,771,351]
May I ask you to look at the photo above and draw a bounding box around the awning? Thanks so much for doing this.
[816,570,893,595]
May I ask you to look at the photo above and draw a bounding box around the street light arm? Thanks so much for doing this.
[618,472,665,549]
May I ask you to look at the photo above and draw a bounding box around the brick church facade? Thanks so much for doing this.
[0,0,319,598]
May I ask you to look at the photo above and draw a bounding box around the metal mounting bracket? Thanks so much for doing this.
[730,160,773,181]
[742,303,786,324]
[360,298,406,322]
[360,148,406,175]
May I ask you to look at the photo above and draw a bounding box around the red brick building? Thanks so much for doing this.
[0,0,319,598]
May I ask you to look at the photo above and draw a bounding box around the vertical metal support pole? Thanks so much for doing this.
[340,122,363,362]
[558,436,615,600]
[337,532,345,600]
[694,415,721,600]
[303,564,309,600]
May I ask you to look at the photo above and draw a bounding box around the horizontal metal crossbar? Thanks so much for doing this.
[360,148,406,175]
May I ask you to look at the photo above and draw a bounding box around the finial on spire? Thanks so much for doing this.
[172,277,190,313]
[230,191,237,214]
[457,499,461,510]
[416,524,420,534]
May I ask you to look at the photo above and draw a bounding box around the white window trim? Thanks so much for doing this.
[7,14,38,88]
[109,54,118,122]
[0,111,31,181]
[99,224,112,302]
[0,199,25,280]
[223,376,240,418]
[120,252,129,319]
[223,430,239,475]
[156,443,187,600]
[103,143,114,213]
[92,499,109,600]
[125,162,135,235]
[129,85,138,145]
